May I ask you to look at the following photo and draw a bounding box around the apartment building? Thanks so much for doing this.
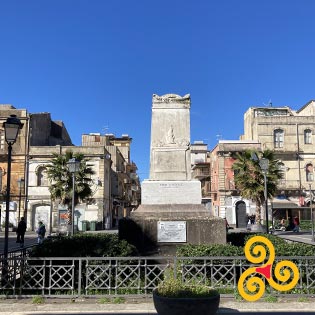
[82,133,141,225]
[241,100,315,221]
[27,145,112,233]
[190,141,212,212]
[0,104,140,231]
[210,140,261,227]
[0,105,72,229]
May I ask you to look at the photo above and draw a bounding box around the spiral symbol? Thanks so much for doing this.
[238,236,299,301]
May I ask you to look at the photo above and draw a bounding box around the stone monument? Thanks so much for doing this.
[119,94,225,255]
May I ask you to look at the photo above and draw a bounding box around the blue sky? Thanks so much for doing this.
[1,0,315,180]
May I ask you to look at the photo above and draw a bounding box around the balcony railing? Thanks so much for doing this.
[192,169,210,179]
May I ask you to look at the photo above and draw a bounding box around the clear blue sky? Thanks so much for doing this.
[1,0,315,180]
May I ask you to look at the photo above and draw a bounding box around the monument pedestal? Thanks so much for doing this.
[119,94,225,255]
[119,204,225,255]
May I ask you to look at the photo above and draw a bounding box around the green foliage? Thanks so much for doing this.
[32,296,44,304]
[177,233,315,259]
[29,233,138,257]
[244,233,315,256]
[156,276,219,298]
[264,295,278,303]
[232,149,284,223]
[300,220,312,230]
[46,151,95,210]
[98,297,111,304]
[176,243,243,257]
[112,297,125,304]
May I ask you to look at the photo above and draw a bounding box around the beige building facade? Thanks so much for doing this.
[241,100,315,220]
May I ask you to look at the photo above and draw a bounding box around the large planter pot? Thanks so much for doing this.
[152,288,220,315]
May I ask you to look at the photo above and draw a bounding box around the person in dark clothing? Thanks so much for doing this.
[16,217,27,247]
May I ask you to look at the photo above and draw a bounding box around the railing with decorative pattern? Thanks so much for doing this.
[0,256,314,297]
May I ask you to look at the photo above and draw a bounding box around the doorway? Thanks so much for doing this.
[235,201,247,228]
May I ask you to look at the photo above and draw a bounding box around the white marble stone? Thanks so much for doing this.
[149,94,191,181]
[141,180,201,205]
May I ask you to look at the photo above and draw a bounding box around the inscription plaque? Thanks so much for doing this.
[157,221,187,243]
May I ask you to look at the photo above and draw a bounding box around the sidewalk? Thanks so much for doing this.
[0,296,314,314]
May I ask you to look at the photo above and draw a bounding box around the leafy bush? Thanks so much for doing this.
[156,270,219,298]
[300,220,312,231]
[176,243,243,257]
[176,233,315,258]
[29,233,138,257]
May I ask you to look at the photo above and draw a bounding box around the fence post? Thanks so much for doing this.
[78,259,82,296]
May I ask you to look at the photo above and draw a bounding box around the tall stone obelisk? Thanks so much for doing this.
[141,93,202,205]
[120,94,225,255]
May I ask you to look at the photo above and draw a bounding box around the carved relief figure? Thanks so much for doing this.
[166,125,176,144]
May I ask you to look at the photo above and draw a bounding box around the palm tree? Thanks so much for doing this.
[232,149,283,227]
[46,151,95,233]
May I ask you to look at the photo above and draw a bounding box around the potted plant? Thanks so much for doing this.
[153,271,220,315]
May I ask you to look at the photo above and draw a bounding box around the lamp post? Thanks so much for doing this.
[2,115,23,285]
[17,178,24,221]
[259,158,269,233]
[309,184,315,242]
[66,158,80,236]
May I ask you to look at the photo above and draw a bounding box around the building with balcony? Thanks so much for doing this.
[190,141,212,212]
[241,100,315,221]
[210,140,261,227]
[27,145,112,233]
[0,105,72,230]
[82,133,141,225]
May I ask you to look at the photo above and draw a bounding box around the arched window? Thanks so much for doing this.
[306,163,314,182]
[304,129,312,144]
[274,129,284,148]
[36,166,48,186]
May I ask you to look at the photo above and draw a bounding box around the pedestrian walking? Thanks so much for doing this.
[293,216,300,233]
[16,217,27,247]
[36,221,46,244]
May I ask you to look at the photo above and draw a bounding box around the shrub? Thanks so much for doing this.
[29,233,138,257]
[176,243,243,257]
[156,271,218,298]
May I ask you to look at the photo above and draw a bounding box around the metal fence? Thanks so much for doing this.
[0,256,314,297]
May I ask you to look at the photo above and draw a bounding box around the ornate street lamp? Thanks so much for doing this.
[66,158,80,236]
[2,115,23,285]
[259,158,269,233]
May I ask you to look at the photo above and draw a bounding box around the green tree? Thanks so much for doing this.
[46,151,95,232]
[232,149,283,227]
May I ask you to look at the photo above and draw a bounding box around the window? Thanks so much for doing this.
[36,166,48,186]
[306,164,314,182]
[304,129,312,144]
[274,129,284,148]
[0,130,4,149]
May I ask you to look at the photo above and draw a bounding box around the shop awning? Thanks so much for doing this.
[271,200,300,209]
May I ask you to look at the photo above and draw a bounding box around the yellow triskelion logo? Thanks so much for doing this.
[237,235,299,301]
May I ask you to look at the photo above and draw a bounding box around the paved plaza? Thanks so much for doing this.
[0,297,315,314]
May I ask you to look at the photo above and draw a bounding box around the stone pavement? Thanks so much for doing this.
[0,296,314,314]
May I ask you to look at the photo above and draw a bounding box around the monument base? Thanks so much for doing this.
[141,180,202,205]
[119,204,226,256]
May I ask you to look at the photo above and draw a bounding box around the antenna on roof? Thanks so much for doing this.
[102,125,109,134]
[263,99,273,107]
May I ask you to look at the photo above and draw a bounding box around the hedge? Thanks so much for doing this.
[29,233,138,257]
